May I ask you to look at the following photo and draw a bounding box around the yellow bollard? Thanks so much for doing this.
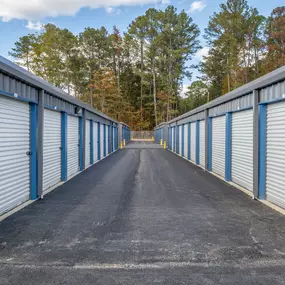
[164,141,167,149]
[120,141,123,149]
[160,139,163,146]
[123,139,126,146]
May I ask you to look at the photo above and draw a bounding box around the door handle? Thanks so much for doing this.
[26,151,32,156]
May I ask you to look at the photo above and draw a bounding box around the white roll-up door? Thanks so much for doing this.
[266,102,285,208]
[232,110,253,191]
[0,97,30,215]
[183,124,188,158]
[199,120,205,167]
[43,109,61,193]
[105,125,109,155]
[171,127,174,151]
[100,124,104,159]
[179,125,182,155]
[85,120,91,167]
[190,122,196,162]
[212,116,226,177]
[67,115,79,178]
[93,122,98,162]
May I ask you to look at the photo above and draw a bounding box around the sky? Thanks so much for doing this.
[0,0,284,94]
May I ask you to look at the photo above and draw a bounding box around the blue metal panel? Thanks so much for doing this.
[196,120,200,165]
[98,122,101,160]
[79,117,83,171]
[208,117,212,171]
[258,104,267,199]
[103,124,106,157]
[0,89,38,104]
[225,113,232,181]
[188,122,191,160]
[182,124,185,157]
[108,125,111,154]
[30,103,38,200]
[61,112,67,181]
[90,120,94,164]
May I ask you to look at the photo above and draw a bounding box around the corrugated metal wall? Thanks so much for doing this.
[155,66,285,210]
[0,72,38,102]
[0,57,127,216]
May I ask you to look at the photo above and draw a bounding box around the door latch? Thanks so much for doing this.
[26,151,32,156]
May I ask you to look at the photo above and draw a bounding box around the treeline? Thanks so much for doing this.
[10,6,200,130]
[10,1,285,129]
[181,3,285,113]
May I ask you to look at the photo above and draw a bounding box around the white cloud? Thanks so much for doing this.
[188,1,206,13]
[195,46,210,61]
[0,0,159,21]
[25,20,43,30]
[105,6,114,13]
[161,0,170,4]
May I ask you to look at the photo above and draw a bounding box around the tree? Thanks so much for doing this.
[9,34,37,71]
[79,27,111,106]
[179,81,208,114]
[128,15,149,128]
[265,6,285,70]
[9,6,201,130]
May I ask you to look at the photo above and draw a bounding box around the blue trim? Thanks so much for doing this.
[98,122,101,160]
[0,89,38,104]
[30,103,38,200]
[103,124,106,157]
[208,117,212,171]
[90,120,94,164]
[61,112,67,181]
[182,125,185,157]
[188,122,190,160]
[225,113,232,181]
[108,125,111,154]
[112,126,114,152]
[196,120,200,165]
[258,105,267,199]
[79,117,83,171]
[259,97,285,106]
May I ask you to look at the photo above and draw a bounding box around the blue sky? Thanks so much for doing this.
[0,0,284,91]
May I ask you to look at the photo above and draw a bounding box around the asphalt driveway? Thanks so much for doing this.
[1,141,285,284]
